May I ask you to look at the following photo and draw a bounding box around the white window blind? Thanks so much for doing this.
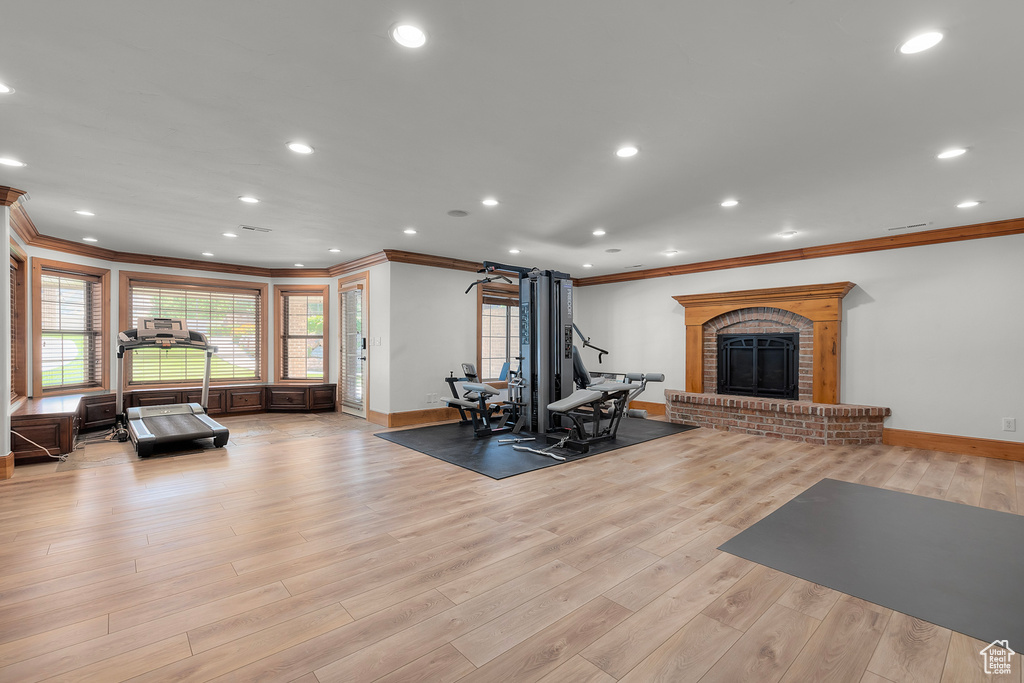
[281,292,324,380]
[39,270,104,389]
[340,287,363,409]
[9,257,19,400]
[128,281,262,384]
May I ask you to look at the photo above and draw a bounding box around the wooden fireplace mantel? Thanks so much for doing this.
[673,282,856,404]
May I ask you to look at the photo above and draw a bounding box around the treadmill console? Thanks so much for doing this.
[138,317,189,340]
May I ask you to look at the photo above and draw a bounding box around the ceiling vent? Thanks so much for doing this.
[887,222,928,232]
[240,225,273,233]
[447,210,469,217]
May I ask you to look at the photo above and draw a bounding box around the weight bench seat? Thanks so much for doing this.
[462,382,500,396]
[444,397,481,409]
[548,389,605,413]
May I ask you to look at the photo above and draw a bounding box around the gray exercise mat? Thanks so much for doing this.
[719,478,1024,651]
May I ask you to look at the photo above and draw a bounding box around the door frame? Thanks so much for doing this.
[338,271,369,418]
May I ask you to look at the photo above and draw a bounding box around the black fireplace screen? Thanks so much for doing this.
[717,333,798,399]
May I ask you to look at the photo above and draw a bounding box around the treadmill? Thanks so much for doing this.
[115,317,229,457]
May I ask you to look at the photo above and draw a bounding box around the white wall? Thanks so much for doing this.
[574,233,1024,443]
[387,262,478,413]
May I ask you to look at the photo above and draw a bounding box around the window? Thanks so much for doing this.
[120,272,267,385]
[9,243,27,401]
[32,258,110,394]
[275,285,328,382]
[477,282,520,381]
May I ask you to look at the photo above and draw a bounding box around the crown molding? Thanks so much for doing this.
[0,186,27,207]
[575,216,1024,286]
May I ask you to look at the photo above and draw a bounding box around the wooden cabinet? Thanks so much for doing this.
[226,387,265,412]
[80,394,117,430]
[309,384,337,410]
[133,391,181,408]
[11,403,78,464]
[266,386,308,411]
[183,389,225,415]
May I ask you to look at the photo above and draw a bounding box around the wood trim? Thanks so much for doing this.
[366,410,388,427]
[9,203,39,244]
[273,284,330,383]
[0,451,13,480]
[118,270,270,386]
[387,407,460,428]
[31,257,111,396]
[577,216,1024,286]
[883,428,1024,463]
[383,249,481,273]
[328,251,389,278]
[672,282,856,312]
[627,400,667,417]
[0,186,26,207]
[338,271,370,418]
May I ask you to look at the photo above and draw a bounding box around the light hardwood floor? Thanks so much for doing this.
[1,412,1021,682]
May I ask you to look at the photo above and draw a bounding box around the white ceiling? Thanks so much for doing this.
[2,1,1023,276]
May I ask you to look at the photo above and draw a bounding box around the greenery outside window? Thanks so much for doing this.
[275,285,328,382]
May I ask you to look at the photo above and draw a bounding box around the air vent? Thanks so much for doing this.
[447,210,469,217]
[887,223,928,232]
[240,225,273,233]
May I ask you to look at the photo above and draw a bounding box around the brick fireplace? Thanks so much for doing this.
[666,282,891,445]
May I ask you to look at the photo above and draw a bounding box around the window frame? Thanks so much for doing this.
[476,281,520,383]
[9,240,27,406]
[274,284,329,383]
[31,257,111,396]
[118,270,269,388]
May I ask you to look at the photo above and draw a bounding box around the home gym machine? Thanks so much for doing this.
[459,262,663,455]
[114,318,229,457]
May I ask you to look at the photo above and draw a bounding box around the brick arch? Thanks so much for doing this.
[702,307,814,401]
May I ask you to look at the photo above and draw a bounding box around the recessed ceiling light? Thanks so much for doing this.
[664,250,679,256]
[222,232,237,237]
[391,24,427,48]
[328,248,341,253]
[82,237,98,243]
[779,231,799,238]
[937,148,967,159]
[582,264,593,268]
[0,157,26,167]
[899,31,943,54]
[482,197,499,207]
[615,145,639,158]
[287,142,314,154]
[956,200,979,208]
[404,228,417,234]
[75,210,95,216]
[721,199,739,207]
[238,196,260,204]
[509,249,520,254]
[0,82,13,95]
[294,263,305,268]
[592,229,606,236]
[202,252,214,257]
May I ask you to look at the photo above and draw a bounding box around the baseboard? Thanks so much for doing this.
[388,407,460,428]
[883,428,1024,462]
[628,400,666,417]
[366,410,389,427]
[1,451,13,480]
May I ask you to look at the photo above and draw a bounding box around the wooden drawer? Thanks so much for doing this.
[183,389,225,414]
[266,386,308,411]
[226,387,265,412]
[11,414,75,461]
[309,384,337,411]
[80,394,117,430]
[133,391,183,408]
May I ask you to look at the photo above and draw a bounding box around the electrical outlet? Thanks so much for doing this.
[1002,418,1016,432]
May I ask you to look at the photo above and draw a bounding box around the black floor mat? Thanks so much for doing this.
[719,478,1024,651]
[375,418,697,479]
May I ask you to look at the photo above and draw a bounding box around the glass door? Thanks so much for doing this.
[339,278,367,417]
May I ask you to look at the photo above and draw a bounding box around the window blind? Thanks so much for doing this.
[340,287,363,409]
[9,258,18,400]
[39,270,104,389]
[281,292,324,380]
[128,280,261,384]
